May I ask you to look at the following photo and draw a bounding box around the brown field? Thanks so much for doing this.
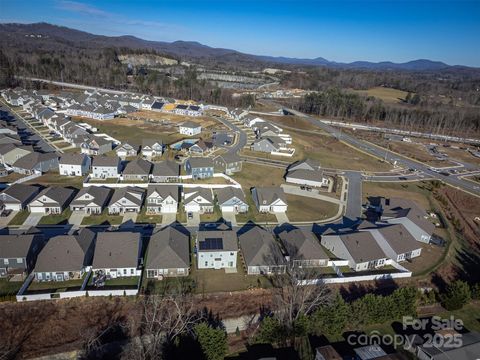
[259,114,327,133]
[232,162,286,189]
[130,110,219,128]
[352,86,409,104]
[286,194,339,222]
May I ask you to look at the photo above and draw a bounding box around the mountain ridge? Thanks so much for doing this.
[0,22,476,71]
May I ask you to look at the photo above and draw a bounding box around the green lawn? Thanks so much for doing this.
[27,276,85,293]
[88,178,119,184]
[81,210,123,226]
[136,209,162,224]
[0,278,23,298]
[39,208,72,225]
[8,210,30,226]
[200,203,223,222]
[26,172,84,188]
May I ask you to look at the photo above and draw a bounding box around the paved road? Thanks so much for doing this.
[0,102,58,154]
[282,107,480,198]
[214,115,247,155]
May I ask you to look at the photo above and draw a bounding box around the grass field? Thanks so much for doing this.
[0,278,23,297]
[25,172,85,188]
[0,173,27,184]
[27,277,85,293]
[352,86,410,104]
[81,210,123,226]
[232,163,286,189]
[39,208,72,225]
[286,194,339,222]
[136,209,162,224]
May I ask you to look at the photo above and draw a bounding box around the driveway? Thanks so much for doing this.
[221,211,237,227]
[20,213,43,229]
[69,211,86,227]
[274,212,290,225]
[0,211,18,227]
[161,212,177,226]
[186,211,200,227]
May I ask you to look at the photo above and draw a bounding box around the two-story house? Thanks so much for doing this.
[184,187,214,214]
[146,185,179,214]
[91,156,121,179]
[197,230,238,270]
[185,157,214,179]
[58,153,91,176]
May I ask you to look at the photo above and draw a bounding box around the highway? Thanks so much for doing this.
[283,107,480,198]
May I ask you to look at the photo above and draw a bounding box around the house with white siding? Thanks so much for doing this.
[91,156,121,179]
[146,185,179,214]
[197,230,238,270]
[59,153,91,176]
[252,187,288,213]
[184,187,214,214]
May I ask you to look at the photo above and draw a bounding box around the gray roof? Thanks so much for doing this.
[0,184,40,204]
[0,235,38,259]
[215,187,246,206]
[147,185,179,202]
[0,143,33,156]
[286,169,325,182]
[59,153,89,165]
[381,197,436,235]
[238,226,285,267]
[12,152,58,170]
[197,230,238,252]
[142,139,163,147]
[187,157,214,169]
[180,121,201,129]
[184,187,214,203]
[92,232,140,269]
[35,235,90,272]
[214,153,241,165]
[289,158,321,172]
[334,231,387,263]
[253,187,286,206]
[418,331,480,360]
[279,229,329,261]
[32,186,76,208]
[109,186,145,207]
[373,224,422,255]
[152,160,179,177]
[92,155,120,167]
[70,186,112,208]
[123,158,152,175]
[146,226,190,269]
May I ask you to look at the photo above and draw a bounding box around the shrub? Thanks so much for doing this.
[441,280,471,311]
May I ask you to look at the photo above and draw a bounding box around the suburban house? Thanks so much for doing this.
[179,121,202,136]
[0,143,33,166]
[33,233,95,282]
[213,153,242,175]
[197,230,238,270]
[251,137,284,153]
[377,198,436,244]
[252,187,288,213]
[69,186,112,214]
[151,160,180,183]
[12,152,59,175]
[278,229,329,267]
[367,224,423,263]
[188,139,214,155]
[238,226,286,275]
[91,156,121,179]
[185,157,214,179]
[122,158,152,182]
[0,234,44,277]
[58,153,91,176]
[285,169,330,188]
[78,135,112,155]
[288,158,322,172]
[28,186,77,214]
[183,187,214,214]
[107,186,145,214]
[0,133,22,145]
[116,142,140,158]
[416,331,480,360]
[0,184,40,211]
[320,231,389,271]
[145,226,190,278]
[141,139,164,158]
[92,232,142,278]
[145,185,179,214]
[215,187,249,214]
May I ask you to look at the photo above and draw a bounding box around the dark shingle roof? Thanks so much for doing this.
[146,226,190,269]
[238,226,285,267]
[279,229,329,261]
[92,232,140,269]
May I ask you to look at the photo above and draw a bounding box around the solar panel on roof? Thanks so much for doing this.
[199,238,224,250]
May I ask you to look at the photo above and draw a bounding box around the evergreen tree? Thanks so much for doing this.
[194,322,227,360]
[441,280,471,310]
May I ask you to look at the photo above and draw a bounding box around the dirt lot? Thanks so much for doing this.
[351,86,409,104]
[232,162,286,189]
[131,110,219,128]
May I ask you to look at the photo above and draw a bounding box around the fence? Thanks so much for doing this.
[299,270,412,286]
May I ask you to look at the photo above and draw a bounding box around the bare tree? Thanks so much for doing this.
[123,282,200,360]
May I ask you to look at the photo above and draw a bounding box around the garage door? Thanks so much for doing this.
[221,206,235,212]
[29,207,46,214]
[186,204,201,213]
[6,204,21,211]
[271,205,287,212]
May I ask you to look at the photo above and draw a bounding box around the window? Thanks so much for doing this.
[17,258,23,263]
[130,269,134,275]
[205,261,208,266]
[3,259,8,265]
[123,269,127,275]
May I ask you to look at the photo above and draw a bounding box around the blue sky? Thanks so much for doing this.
[2,0,480,66]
